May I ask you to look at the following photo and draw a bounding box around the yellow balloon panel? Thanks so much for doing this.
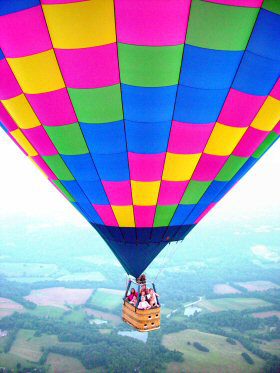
[1,94,41,129]
[131,181,160,206]
[251,96,280,131]
[162,153,201,181]
[111,206,135,227]
[10,129,38,156]
[205,123,247,156]
[42,0,116,49]
[7,50,65,94]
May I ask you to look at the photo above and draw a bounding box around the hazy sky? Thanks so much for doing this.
[0,129,279,227]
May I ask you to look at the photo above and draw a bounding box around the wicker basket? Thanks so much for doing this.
[122,301,160,332]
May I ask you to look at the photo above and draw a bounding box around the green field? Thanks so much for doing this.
[260,340,280,356]
[89,288,123,310]
[63,309,86,323]
[0,262,61,278]
[57,271,106,282]
[0,352,37,369]
[198,297,272,312]
[27,306,65,319]
[10,329,58,362]
[163,329,264,373]
[46,352,87,373]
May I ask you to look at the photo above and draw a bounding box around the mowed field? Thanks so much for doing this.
[46,353,87,373]
[236,281,280,292]
[197,297,271,312]
[163,329,264,373]
[25,287,93,308]
[89,288,123,310]
[253,311,280,319]
[0,297,24,319]
[10,329,58,362]
[260,340,280,357]
[85,308,121,326]
[213,284,240,295]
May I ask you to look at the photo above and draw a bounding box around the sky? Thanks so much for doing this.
[0,129,280,228]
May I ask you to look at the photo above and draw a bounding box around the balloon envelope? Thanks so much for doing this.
[0,0,279,277]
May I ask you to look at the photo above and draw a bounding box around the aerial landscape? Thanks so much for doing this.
[0,209,279,372]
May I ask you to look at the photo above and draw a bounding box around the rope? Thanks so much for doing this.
[152,242,179,284]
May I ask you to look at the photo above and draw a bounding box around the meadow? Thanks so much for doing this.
[197,297,272,312]
[163,329,265,373]
[88,288,123,310]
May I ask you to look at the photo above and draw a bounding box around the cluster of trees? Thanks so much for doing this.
[193,342,209,352]
[241,352,254,365]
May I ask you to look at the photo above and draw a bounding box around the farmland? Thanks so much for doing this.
[0,297,24,319]
[197,297,272,312]
[213,283,240,294]
[46,353,88,373]
[88,288,123,310]
[236,281,280,292]
[25,287,93,308]
[163,329,264,373]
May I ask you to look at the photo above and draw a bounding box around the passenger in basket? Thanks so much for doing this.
[138,296,151,310]
[127,288,138,306]
[148,288,159,307]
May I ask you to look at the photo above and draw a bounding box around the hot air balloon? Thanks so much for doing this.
[0,0,279,331]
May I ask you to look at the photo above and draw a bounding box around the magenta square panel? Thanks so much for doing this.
[0,59,22,100]
[129,152,165,181]
[93,205,119,226]
[32,155,58,180]
[271,79,280,100]
[195,202,216,224]
[22,125,58,156]
[102,180,132,206]
[27,88,77,126]
[193,154,228,182]
[115,0,190,46]
[56,44,120,89]
[134,205,156,227]
[274,122,280,135]
[218,89,266,127]
[158,180,189,205]
[0,103,18,131]
[0,6,52,58]
[168,121,215,154]
[233,127,269,157]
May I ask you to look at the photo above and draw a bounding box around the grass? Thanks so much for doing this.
[46,352,87,373]
[163,329,264,373]
[260,340,280,356]
[0,352,37,369]
[198,298,272,312]
[89,288,123,310]
[85,308,121,326]
[57,271,106,282]
[0,262,60,278]
[10,329,58,362]
[27,306,65,319]
[63,309,86,323]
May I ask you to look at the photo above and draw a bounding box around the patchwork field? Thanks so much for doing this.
[213,284,241,295]
[10,329,58,362]
[0,297,24,319]
[197,297,271,312]
[260,340,280,356]
[46,352,87,373]
[85,308,121,326]
[236,281,280,292]
[88,288,123,310]
[27,305,66,319]
[252,311,280,319]
[25,287,93,309]
[0,352,37,369]
[163,329,264,373]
